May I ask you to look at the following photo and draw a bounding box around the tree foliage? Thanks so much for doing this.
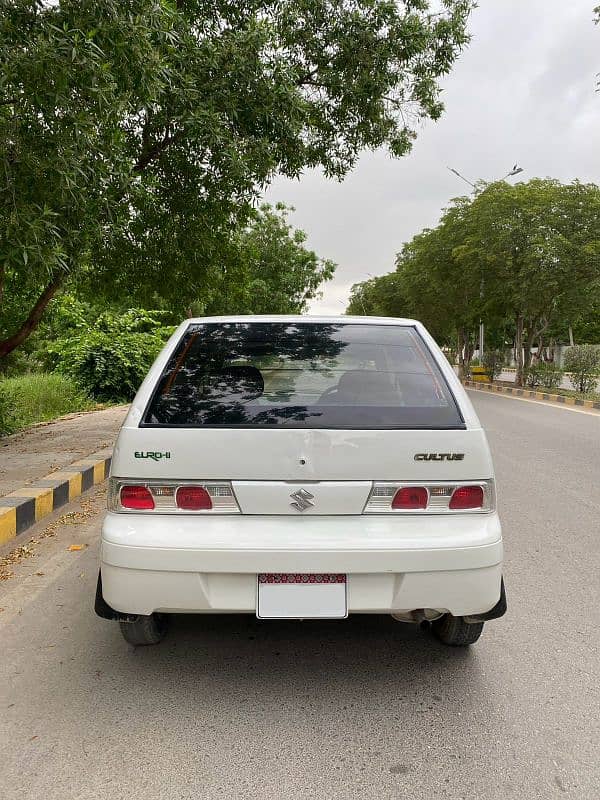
[46,308,175,402]
[0,0,474,358]
[348,179,600,384]
[563,345,600,394]
[347,272,411,317]
[202,203,335,315]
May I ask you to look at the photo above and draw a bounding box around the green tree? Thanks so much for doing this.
[397,198,488,376]
[347,272,412,317]
[202,203,336,315]
[453,180,600,385]
[348,179,600,384]
[0,0,474,359]
[348,201,483,377]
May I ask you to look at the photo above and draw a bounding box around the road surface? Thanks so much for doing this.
[0,391,599,799]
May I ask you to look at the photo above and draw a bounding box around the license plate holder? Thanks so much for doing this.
[256,574,347,619]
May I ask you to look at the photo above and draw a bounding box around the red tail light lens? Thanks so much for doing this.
[449,485,484,510]
[392,486,428,510]
[175,486,213,511]
[120,485,155,510]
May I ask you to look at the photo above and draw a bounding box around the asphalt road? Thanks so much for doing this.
[1,391,599,800]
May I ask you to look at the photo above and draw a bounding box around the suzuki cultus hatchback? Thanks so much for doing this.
[95,316,506,646]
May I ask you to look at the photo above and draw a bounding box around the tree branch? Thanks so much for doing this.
[0,273,63,359]
[133,129,182,173]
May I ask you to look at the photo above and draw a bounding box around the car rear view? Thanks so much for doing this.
[96,316,505,646]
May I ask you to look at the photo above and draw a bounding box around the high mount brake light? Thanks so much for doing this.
[364,481,494,513]
[108,479,239,513]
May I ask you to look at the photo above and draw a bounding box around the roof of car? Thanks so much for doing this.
[185,315,419,326]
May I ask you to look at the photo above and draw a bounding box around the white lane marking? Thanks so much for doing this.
[465,389,600,417]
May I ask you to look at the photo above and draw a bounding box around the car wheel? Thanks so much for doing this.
[432,614,484,646]
[119,613,169,646]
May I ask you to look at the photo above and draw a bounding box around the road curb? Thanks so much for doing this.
[0,449,112,546]
[463,380,600,410]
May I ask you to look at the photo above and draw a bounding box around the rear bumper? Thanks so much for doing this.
[100,512,503,617]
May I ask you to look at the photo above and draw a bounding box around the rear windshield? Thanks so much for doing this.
[142,323,464,429]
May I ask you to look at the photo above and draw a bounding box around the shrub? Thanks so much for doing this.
[0,373,93,436]
[524,362,564,391]
[0,383,13,435]
[49,309,175,402]
[563,345,600,394]
[481,349,505,381]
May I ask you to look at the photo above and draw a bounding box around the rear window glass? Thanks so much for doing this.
[142,323,464,429]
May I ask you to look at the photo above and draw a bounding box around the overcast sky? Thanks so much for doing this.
[264,0,600,315]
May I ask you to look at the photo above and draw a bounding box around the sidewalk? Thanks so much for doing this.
[463,379,600,412]
[498,368,600,393]
[0,406,128,498]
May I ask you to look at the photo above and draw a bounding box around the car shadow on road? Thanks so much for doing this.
[107,613,487,710]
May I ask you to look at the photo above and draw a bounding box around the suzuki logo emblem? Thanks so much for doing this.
[290,488,315,512]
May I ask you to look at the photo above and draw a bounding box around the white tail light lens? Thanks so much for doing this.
[108,479,239,513]
[364,481,495,513]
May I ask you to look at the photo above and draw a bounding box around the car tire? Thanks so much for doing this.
[119,613,169,646]
[432,614,484,646]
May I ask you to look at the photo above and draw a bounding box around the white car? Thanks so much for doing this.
[95,316,505,647]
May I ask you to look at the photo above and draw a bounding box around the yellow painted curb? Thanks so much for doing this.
[93,461,105,484]
[36,470,84,502]
[0,507,17,546]
[68,473,83,501]
[4,487,54,523]
[0,452,112,546]
[463,380,600,412]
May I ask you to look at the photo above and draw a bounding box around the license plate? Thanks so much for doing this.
[257,574,347,619]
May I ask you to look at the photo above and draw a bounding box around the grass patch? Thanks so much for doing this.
[0,373,95,436]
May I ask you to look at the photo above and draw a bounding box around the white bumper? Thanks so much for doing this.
[100,512,503,617]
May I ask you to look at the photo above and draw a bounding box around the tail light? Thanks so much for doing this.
[120,485,155,510]
[108,479,239,513]
[449,485,484,510]
[364,481,494,513]
[392,487,428,510]
[175,486,212,511]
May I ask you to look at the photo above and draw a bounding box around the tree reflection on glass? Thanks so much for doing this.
[144,322,463,429]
